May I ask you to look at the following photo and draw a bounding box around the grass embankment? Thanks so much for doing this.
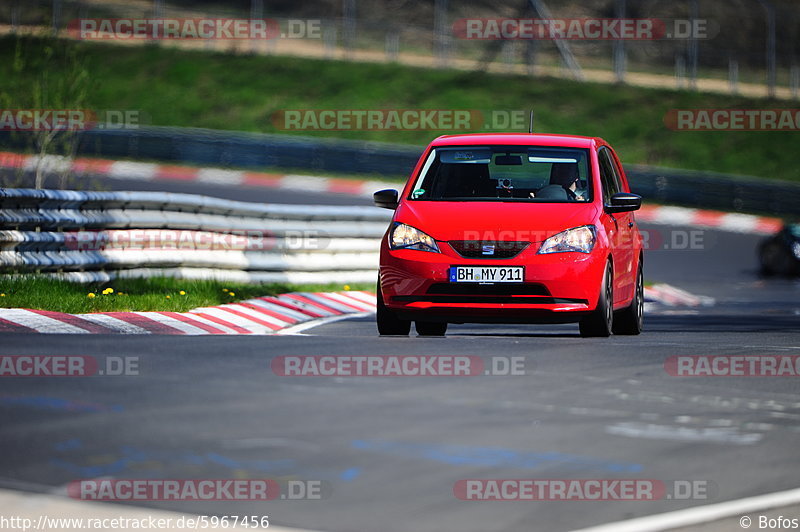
[1,35,798,182]
[0,276,370,314]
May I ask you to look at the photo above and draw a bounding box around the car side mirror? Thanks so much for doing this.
[606,192,641,213]
[374,189,399,210]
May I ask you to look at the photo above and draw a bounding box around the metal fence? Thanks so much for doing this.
[3,0,800,97]
[0,188,390,283]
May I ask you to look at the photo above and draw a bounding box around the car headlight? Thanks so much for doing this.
[538,225,596,254]
[390,223,440,253]
[792,241,800,260]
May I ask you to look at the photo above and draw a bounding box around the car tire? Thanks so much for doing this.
[612,263,643,335]
[579,261,613,338]
[415,321,448,336]
[759,241,794,277]
[376,281,411,336]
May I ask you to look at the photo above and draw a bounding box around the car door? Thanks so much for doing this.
[608,146,640,302]
[597,146,634,306]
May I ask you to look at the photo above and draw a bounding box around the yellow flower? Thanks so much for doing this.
[228,292,235,297]
[343,285,351,291]
[103,288,114,295]
[0,293,5,297]
[222,288,229,292]
[179,290,186,296]
[87,293,96,298]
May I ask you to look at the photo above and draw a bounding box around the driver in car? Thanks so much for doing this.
[530,162,586,201]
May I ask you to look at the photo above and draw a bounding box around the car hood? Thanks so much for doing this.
[395,201,599,243]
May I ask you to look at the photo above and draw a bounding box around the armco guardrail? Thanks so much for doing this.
[0,127,423,181]
[2,126,798,217]
[0,188,391,284]
[625,164,800,219]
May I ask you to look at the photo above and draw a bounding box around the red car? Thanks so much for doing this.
[373,133,644,337]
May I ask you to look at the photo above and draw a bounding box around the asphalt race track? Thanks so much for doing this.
[1,174,799,531]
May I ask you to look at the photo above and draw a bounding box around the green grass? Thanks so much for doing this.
[2,35,799,182]
[0,275,371,314]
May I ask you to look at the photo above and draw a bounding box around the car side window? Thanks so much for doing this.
[605,148,626,193]
[597,148,620,204]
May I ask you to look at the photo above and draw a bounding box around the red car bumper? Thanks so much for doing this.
[379,239,607,324]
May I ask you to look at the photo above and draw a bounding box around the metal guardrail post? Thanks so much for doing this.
[753,0,777,98]
[675,56,686,89]
[434,0,448,68]
[528,0,585,81]
[51,0,61,34]
[613,0,626,83]
[729,58,739,95]
[342,0,356,58]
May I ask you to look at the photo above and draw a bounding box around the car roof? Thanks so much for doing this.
[430,133,604,149]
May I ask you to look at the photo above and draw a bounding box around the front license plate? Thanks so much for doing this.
[449,266,524,283]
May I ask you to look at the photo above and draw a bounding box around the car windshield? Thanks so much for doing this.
[409,145,592,202]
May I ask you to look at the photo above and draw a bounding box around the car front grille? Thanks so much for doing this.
[426,283,550,296]
[449,240,529,259]
[387,282,569,305]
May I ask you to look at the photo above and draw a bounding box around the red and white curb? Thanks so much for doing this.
[0,284,710,334]
[0,151,392,200]
[643,283,715,314]
[645,283,715,307]
[636,204,781,235]
[0,291,376,335]
[0,151,784,236]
